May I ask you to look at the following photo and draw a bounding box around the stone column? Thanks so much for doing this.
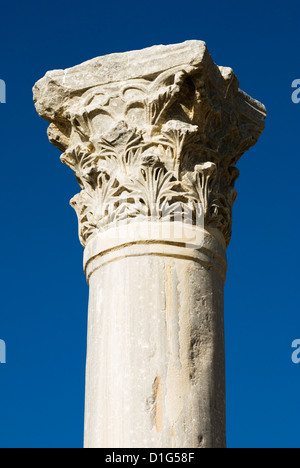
[33,41,266,448]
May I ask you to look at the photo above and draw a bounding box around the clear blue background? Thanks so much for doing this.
[0,0,299,448]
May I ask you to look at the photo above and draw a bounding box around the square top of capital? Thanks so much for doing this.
[33,40,266,128]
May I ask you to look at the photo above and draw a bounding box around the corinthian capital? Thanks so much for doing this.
[33,41,266,247]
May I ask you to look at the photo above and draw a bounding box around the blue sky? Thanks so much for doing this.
[0,0,299,448]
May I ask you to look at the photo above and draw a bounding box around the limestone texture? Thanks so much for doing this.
[33,41,266,448]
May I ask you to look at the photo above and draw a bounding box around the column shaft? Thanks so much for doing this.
[83,225,227,448]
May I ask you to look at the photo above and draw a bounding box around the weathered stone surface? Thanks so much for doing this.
[83,223,227,448]
[33,40,266,247]
[33,41,266,448]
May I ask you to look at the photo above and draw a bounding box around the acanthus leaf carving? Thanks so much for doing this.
[33,42,266,248]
